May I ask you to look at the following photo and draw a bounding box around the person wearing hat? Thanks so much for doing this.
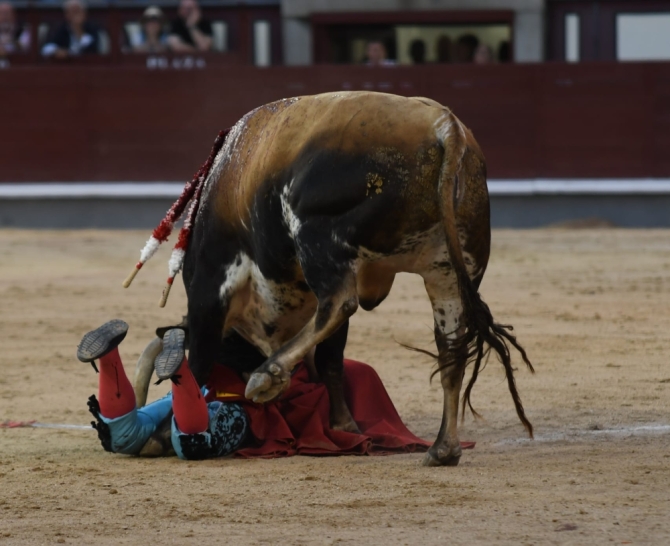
[133,6,169,53]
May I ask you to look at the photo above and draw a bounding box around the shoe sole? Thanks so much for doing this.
[77,319,129,363]
[154,328,186,380]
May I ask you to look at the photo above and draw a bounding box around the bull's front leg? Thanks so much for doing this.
[186,271,227,386]
[314,320,360,433]
[245,271,358,403]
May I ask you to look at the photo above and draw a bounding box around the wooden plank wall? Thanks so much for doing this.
[2,62,669,182]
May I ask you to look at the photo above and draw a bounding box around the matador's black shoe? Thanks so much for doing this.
[154,328,186,383]
[77,319,129,371]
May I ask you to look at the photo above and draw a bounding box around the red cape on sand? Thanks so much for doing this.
[206,359,475,458]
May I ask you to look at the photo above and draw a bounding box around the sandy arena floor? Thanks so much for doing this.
[0,229,669,545]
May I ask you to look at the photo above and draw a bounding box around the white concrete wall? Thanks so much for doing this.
[514,8,544,62]
[281,0,545,65]
[282,17,313,66]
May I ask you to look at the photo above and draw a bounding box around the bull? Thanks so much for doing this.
[125,91,534,466]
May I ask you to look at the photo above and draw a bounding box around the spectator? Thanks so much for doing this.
[133,6,169,54]
[474,43,494,64]
[42,0,100,59]
[498,40,512,63]
[365,40,394,66]
[0,1,30,56]
[167,0,212,53]
[454,33,479,63]
[436,35,452,64]
[409,39,426,65]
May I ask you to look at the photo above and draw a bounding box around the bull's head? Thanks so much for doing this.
[134,316,270,406]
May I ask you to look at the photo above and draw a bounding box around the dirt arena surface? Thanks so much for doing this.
[1,228,669,545]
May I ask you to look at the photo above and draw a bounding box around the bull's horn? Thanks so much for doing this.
[133,336,163,408]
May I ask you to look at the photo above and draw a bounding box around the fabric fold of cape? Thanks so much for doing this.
[206,359,474,458]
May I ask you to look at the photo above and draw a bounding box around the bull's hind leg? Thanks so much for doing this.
[422,274,468,467]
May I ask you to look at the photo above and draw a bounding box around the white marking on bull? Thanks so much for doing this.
[280,179,302,238]
[218,251,317,356]
[219,253,252,301]
[250,262,283,315]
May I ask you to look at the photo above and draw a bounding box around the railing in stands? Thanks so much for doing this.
[4,0,282,66]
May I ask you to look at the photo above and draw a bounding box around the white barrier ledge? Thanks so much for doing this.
[1,180,670,199]
[0,183,185,199]
[488,179,670,195]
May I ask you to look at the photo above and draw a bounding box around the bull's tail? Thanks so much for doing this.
[122,129,230,307]
[436,112,535,437]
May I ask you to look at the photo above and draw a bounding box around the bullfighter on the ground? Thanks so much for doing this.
[78,319,434,460]
[79,320,248,460]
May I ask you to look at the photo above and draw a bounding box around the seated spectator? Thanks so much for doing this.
[436,35,452,64]
[498,40,511,63]
[167,0,212,53]
[0,1,30,56]
[474,43,494,64]
[409,39,426,65]
[454,33,479,63]
[365,40,394,66]
[42,0,100,59]
[133,6,169,54]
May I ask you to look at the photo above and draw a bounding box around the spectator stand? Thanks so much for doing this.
[3,0,282,68]
[311,10,514,65]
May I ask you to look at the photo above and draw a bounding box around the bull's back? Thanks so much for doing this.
[210,93,448,224]
[206,91,488,262]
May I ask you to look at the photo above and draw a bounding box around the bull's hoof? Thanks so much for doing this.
[421,443,462,467]
[245,363,290,403]
[331,417,361,434]
[330,408,361,434]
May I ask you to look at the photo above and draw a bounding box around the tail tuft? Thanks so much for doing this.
[435,110,534,437]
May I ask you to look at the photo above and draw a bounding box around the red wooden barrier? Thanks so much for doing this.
[1,62,669,182]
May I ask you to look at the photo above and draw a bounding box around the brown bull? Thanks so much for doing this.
[125,91,534,466]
